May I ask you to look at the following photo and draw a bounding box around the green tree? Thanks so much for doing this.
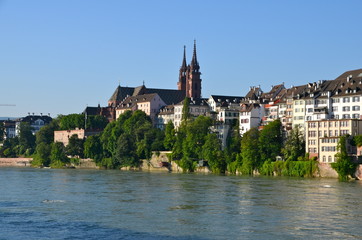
[86,115,108,130]
[32,142,51,166]
[113,133,139,168]
[332,136,356,181]
[174,115,214,172]
[171,127,186,160]
[59,114,85,130]
[66,134,84,158]
[224,122,242,164]
[50,142,69,168]
[240,128,260,174]
[164,121,176,150]
[84,135,103,162]
[353,135,362,147]
[0,123,4,142]
[282,126,305,161]
[18,122,36,155]
[35,119,59,145]
[184,115,213,159]
[100,111,132,157]
[202,133,225,173]
[182,97,191,121]
[0,137,19,157]
[259,119,282,162]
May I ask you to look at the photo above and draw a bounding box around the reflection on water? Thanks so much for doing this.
[0,168,361,239]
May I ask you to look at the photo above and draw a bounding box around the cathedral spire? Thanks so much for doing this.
[178,45,187,91]
[191,39,199,71]
[181,45,187,70]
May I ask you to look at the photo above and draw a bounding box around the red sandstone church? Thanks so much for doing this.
[84,41,203,122]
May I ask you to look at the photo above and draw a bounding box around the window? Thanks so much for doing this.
[332,98,340,103]
[328,156,332,162]
[352,96,360,102]
[308,108,313,113]
[323,156,326,162]
[352,106,360,111]
[342,106,350,111]
[340,130,349,135]
[316,99,326,105]
[308,131,316,137]
[332,106,338,112]
[343,97,350,103]
[352,114,360,119]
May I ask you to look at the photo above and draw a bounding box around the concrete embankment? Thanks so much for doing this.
[74,158,99,169]
[0,158,32,167]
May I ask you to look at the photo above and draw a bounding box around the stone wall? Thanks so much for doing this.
[0,158,32,167]
[141,151,172,172]
[354,165,362,180]
[316,163,338,178]
[75,158,99,169]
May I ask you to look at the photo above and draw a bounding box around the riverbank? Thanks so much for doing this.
[2,155,362,180]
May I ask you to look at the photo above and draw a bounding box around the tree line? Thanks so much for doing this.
[1,100,356,179]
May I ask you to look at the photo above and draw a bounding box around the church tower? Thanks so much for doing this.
[186,40,202,99]
[178,46,187,91]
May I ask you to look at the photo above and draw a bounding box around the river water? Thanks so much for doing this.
[0,167,361,240]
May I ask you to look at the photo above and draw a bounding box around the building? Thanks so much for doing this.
[239,103,264,135]
[54,129,101,146]
[16,114,52,135]
[305,119,362,162]
[2,120,16,139]
[177,41,202,99]
[173,98,210,128]
[84,41,203,123]
[156,105,175,130]
[116,93,166,123]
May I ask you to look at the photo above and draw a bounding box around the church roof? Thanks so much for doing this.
[145,88,186,105]
[108,86,134,103]
[108,84,186,106]
[83,106,100,116]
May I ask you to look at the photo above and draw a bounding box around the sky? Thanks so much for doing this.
[1,0,362,118]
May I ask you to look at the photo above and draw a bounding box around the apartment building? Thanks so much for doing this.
[306,119,362,162]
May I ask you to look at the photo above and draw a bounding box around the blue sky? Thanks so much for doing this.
[1,0,362,118]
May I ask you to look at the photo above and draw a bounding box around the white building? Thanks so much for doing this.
[173,98,210,128]
[239,103,264,135]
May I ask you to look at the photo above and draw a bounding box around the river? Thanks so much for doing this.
[0,167,361,239]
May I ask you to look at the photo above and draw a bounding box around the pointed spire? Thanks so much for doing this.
[191,39,200,69]
[181,45,187,70]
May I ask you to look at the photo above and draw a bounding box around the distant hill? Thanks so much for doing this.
[0,117,18,121]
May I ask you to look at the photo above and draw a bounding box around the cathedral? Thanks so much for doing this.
[84,41,202,122]
[177,40,202,99]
